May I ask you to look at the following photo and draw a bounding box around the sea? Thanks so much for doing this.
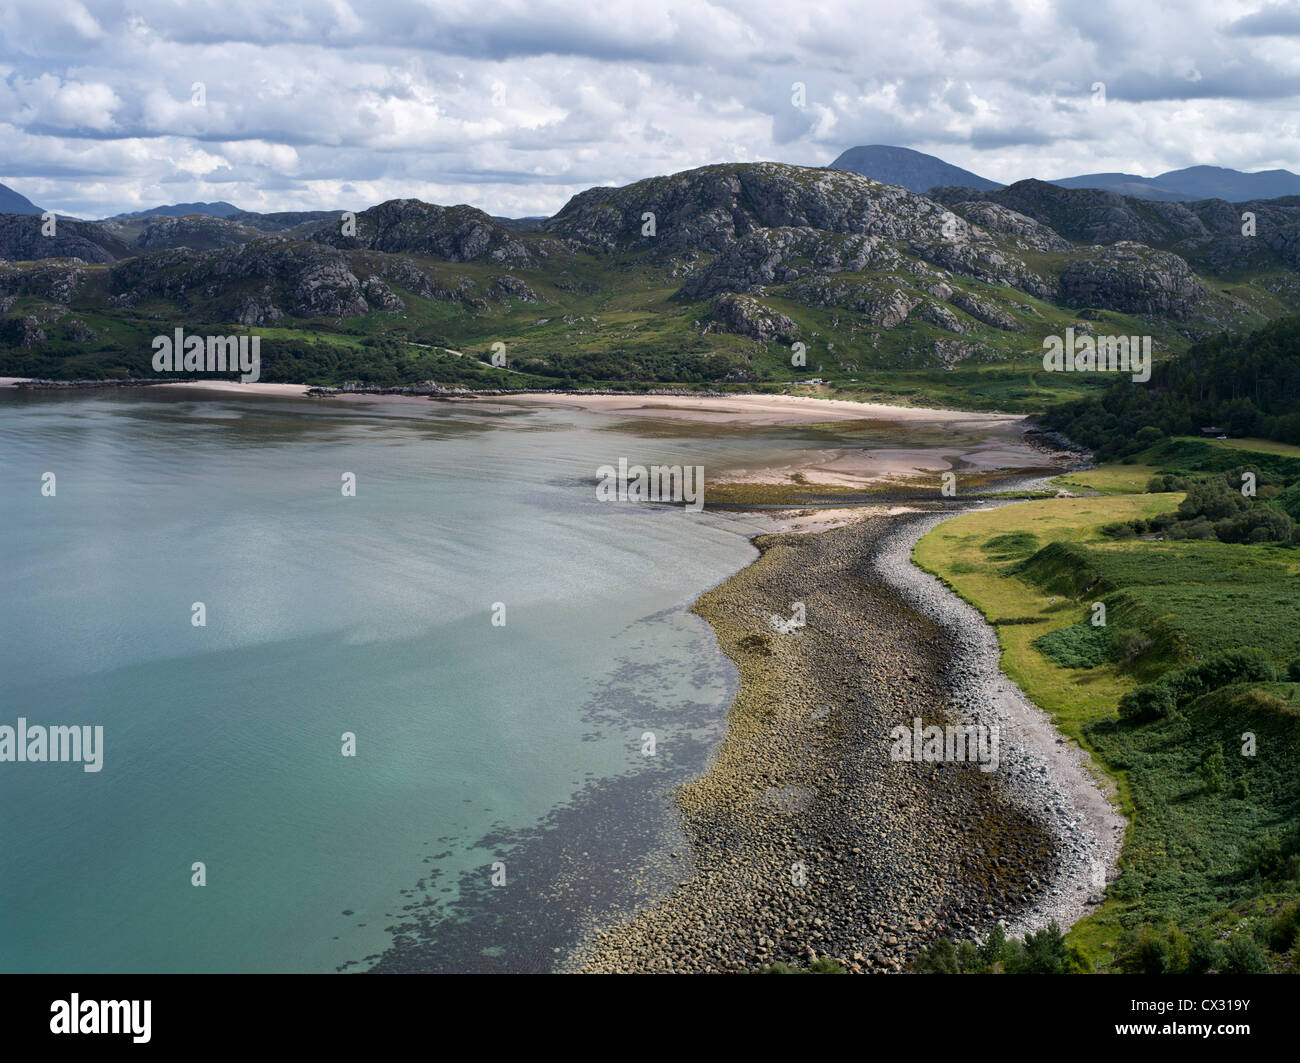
[0,387,815,972]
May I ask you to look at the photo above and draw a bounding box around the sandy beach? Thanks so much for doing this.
[480,391,1024,427]
[478,393,1053,489]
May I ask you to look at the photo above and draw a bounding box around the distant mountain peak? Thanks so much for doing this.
[0,182,44,216]
[104,201,243,221]
[828,145,1002,194]
[1049,165,1300,202]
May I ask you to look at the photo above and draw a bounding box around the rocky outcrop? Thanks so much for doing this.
[0,213,131,263]
[788,275,919,327]
[547,162,960,255]
[929,179,1209,246]
[1057,242,1207,319]
[706,293,800,342]
[233,295,284,326]
[944,201,1073,253]
[131,214,264,251]
[380,256,439,298]
[109,239,371,319]
[0,261,87,303]
[0,315,47,347]
[680,228,904,300]
[908,240,1053,299]
[949,290,1022,331]
[362,276,404,311]
[228,210,340,232]
[916,300,968,333]
[930,179,1300,276]
[308,199,534,266]
[488,275,538,302]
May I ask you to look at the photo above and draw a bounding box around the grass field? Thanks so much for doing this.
[1048,465,1160,494]
[913,465,1300,970]
[913,491,1174,788]
[1172,435,1300,458]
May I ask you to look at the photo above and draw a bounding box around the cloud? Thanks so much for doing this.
[1226,2,1300,37]
[0,0,1297,218]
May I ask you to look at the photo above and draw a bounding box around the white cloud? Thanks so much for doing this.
[0,0,1296,217]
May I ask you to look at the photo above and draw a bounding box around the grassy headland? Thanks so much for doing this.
[912,437,1300,972]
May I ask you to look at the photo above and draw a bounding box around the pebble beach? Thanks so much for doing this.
[572,479,1123,974]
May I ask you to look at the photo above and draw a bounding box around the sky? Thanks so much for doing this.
[3,0,1300,219]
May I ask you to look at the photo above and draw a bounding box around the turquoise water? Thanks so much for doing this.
[0,389,800,972]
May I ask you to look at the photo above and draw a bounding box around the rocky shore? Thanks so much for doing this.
[572,486,1122,973]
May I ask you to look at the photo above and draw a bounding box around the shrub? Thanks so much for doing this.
[911,938,960,973]
[1238,832,1285,879]
[1033,622,1114,669]
[1265,901,1300,953]
[1148,473,1190,493]
[980,924,1006,969]
[1010,922,1072,974]
[1179,478,1249,522]
[1120,927,1172,974]
[955,940,983,973]
[1200,743,1226,793]
[1186,932,1224,974]
[1118,679,1177,721]
[1181,648,1276,694]
[1221,934,1270,973]
[1113,631,1154,663]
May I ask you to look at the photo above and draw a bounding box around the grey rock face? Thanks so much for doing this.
[945,201,1074,253]
[706,292,800,342]
[309,199,533,266]
[362,276,404,311]
[488,275,538,302]
[1057,241,1207,319]
[681,228,904,300]
[949,290,1022,331]
[929,179,1210,246]
[380,257,439,298]
[0,315,47,346]
[930,179,1300,277]
[0,213,131,263]
[0,260,87,303]
[109,239,371,319]
[909,240,1053,299]
[234,295,285,326]
[132,214,264,251]
[788,275,919,327]
[547,162,959,255]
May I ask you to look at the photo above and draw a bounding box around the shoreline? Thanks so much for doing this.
[571,472,1121,973]
[0,376,1030,423]
[5,375,1115,968]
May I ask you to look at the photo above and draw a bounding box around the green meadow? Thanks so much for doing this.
[912,439,1300,972]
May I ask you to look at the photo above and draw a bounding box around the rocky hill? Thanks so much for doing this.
[0,213,132,263]
[2,162,1296,392]
[929,180,1300,274]
[305,199,540,266]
